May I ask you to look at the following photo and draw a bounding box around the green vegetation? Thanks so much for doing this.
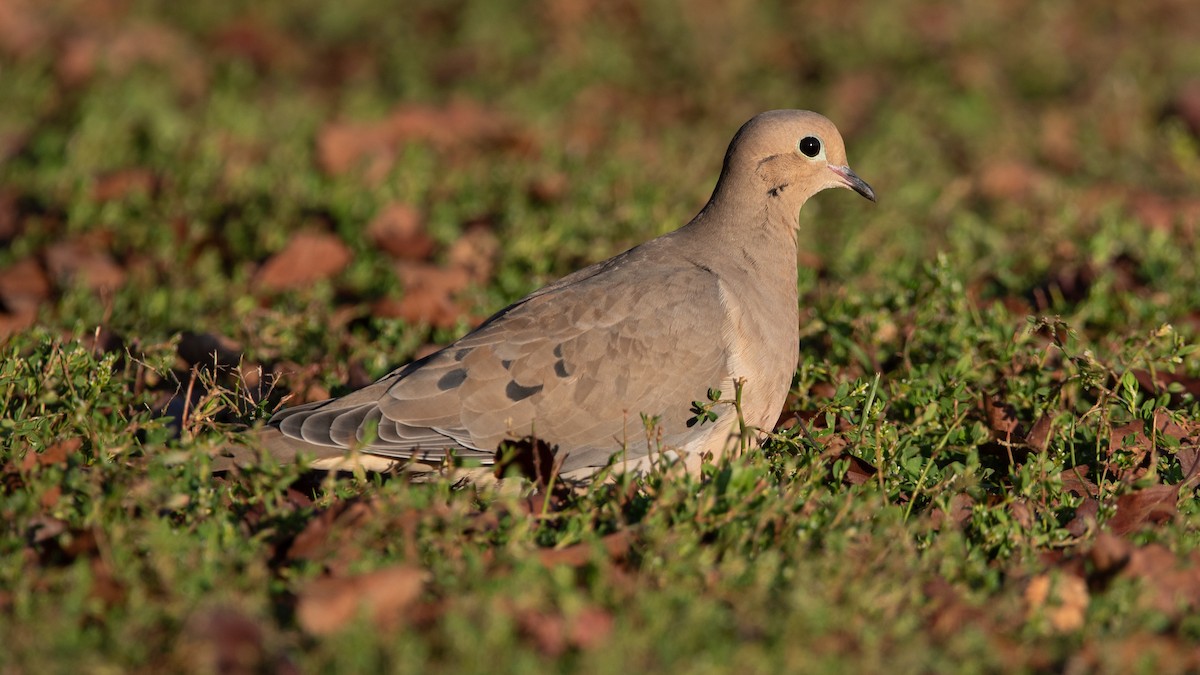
[2,0,1199,671]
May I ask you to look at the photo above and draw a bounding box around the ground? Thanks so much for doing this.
[1,0,1200,672]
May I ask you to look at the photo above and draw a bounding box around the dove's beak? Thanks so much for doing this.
[829,165,876,203]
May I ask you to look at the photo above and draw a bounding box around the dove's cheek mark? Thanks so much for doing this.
[767,183,790,198]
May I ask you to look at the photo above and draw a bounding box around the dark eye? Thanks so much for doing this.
[798,136,822,158]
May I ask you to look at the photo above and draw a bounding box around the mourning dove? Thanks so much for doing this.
[231,110,875,479]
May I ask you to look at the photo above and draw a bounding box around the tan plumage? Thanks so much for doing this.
[226,110,875,479]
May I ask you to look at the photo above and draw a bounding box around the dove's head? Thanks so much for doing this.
[717,110,875,209]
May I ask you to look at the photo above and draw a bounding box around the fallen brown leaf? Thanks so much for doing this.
[0,188,19,242]
[44,238,126,292]
[295,565,427,636]
[832,451,877,486]
[976,160,1047,202]
[287,499,376,562]
[90,168,157,202]
[0,257,51,314]
[374,261,472,328]
[1119,544,1200,618]
[1038,108,1080,171]
[255,231,352,292]
[21,437,82,471]
[0,0,52,59]
[1086,531,1132,577]
[1108,484,1178,535]
[827,70,883,135]
[447,223,499,284]
[317,100,533,178]
[366,202,435,261]
[516,605,614,656]
[537,530,634,568]
[210,18,306,73]
[56,21,207,95]
[181,606,281,675]
[1168,78,1200,139]
[1025,573,1088,632]
[1133,368,1200,405]
[928,492,975,531]
[527,172,569,205]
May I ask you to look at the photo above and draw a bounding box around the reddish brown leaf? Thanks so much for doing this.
[1064,497,1098,538]
[255,231,352,292]
[1038,108,1080,171]
[210,18,305,72]
[1009,500,1034,530]
[517,605,614,656]
[56,21,207,94]
[317,100,533,178]
[1058,466,1098,498]
[566,606,614,652]
[517,609,570,656]
[1026,414,1053,452]
[1108,485,1178,535]
[924,576,984,639]
[89,557,126,609]
[1024,572,1088,632]
[44,238,126,292]
[287,500,376,562]
[983,393,1024,441]
[527,172,569,205]
[21,437,82,471]
[182,607,275,675]
[0,188,19,242]
[90,168,157,202]
[827,70,883,135]
[0,0,52,59]
[1133,369,1200,404]
[447,223,499,284]
[537,530,634,568]
[833,451,877,486]
[1119,544,1200,618]
[0,257,50,314]
[976,160,1046,202]
[295,565,427,636]
[928,492,975,531]
[373,261,471,328]
[1087,532,1132,577]
[39,484,61,509]
[0,310,36,338]
[1168,78,1200,139]
[366,203,435,261]
[1177,446,1200,488]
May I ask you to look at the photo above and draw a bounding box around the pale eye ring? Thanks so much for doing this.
[798,136,822,158]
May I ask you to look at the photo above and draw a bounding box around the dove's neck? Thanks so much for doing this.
[684,184,805,268]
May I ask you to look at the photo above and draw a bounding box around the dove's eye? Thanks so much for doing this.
[798,136,822,158]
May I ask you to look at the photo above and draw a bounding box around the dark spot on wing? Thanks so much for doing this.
[554,359,571,378]
[501,359,512,369]
[454,348,470,362]
[437,368,468,391]
[553,344,563,358]
[506,380,544,402]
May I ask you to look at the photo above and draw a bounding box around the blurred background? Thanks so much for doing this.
[0,0,1197,385]
[3,3,1200,669]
